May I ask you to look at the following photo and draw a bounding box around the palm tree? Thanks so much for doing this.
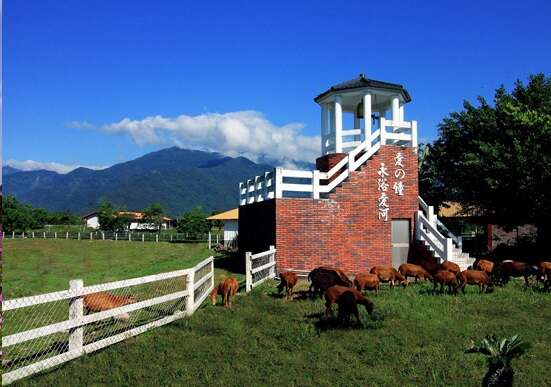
[466,335,530,387]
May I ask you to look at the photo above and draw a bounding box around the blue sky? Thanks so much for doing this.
[3,0,551,173]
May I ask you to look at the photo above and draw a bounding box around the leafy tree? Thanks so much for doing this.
[177,206,209,239]
[421,73,551,244]
[143,203,165,231]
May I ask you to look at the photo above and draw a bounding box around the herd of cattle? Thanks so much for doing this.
[209,259,551,324]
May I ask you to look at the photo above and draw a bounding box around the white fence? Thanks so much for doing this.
[1,257,214,385]
[245,246,276,292]
[3,231,216,245]
[239,118,418,205]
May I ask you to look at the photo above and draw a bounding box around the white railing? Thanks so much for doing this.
[1,257,214,385]
[322,118,418,155]
[245,246,276,292]
[239,120,418,205]
[416,210,453,262]
[418,196,463,249]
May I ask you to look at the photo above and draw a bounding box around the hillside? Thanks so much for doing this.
[2,148,273,215]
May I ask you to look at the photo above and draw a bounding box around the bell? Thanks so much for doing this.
[356,101,364,119]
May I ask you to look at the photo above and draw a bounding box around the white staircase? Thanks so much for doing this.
[416,197,475,270]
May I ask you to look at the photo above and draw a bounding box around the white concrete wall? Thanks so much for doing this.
[223,220,238,245]
[86,216,99,229]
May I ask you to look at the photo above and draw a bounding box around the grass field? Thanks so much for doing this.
[4,241,551,386]
[2,239,212,298]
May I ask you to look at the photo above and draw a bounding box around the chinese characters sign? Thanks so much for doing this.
[377,152,406,221]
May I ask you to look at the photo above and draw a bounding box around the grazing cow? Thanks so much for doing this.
[83,292,137,321]
[494,261,539,286]
[431,270,458,294]
[336,291,361,325]
[538,262,551,290]
[398,263,432,283]
[354,272,380,296]
[324,285,374,319]
[210,277,239,308]
[440,261,461,275]
[277,271,298,300]
[308,267,353,298]
[369,266,408,287]
[457,270,493,294]
[471,259,494,275]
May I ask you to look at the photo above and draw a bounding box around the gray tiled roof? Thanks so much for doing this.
[314,74,412,103]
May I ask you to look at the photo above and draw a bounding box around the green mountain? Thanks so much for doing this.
[2,147,273,216]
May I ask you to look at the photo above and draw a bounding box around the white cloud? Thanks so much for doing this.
[101,110,320,164]
[66,121,96,130]
[5,159,107,174]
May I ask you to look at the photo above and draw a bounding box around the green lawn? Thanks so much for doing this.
[3,241,551,386]
[2,239,212,298]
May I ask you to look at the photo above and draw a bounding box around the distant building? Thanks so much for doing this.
[82,212,100,229]
[82,211,173,230]
[207,208,238,246]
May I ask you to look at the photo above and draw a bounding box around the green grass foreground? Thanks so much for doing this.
[2,239,211,298]
[11,272,551,386]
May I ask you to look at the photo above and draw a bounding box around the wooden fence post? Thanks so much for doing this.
[185,269,195,315]
[43,232,46,239]
[170,234,173,242]
[55,232,57,239]
[69,279,84,353]
[13,231,15,239]
[102,232,105,240]
[22,232,25,239]
[156,234,159,243]
[245,251,252,292]
[269,245,276,278]
[90,232,93,240]
[208,232,211,249]
[66,232,69,239]
[142,234,145,242]
[115,233,118,241]
[77,232,80,240]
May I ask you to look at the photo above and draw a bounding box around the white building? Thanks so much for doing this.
[207,208,238,247]
[82,211,173,230]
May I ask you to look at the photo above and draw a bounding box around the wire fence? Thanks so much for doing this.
[245,246,277,292]
[3,230,211,242]
[1,256,214,385]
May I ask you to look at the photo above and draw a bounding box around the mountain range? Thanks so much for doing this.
[2,148,277,216]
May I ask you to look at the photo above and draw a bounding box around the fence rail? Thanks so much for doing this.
[239,119,418,205]
[245,246,276,292]
[1,256,214,385]
[3,231,227,245]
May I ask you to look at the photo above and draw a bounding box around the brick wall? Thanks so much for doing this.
[239,145,419,275]
[277,145,418,274]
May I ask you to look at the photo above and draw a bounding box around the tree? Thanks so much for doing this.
[177,207,209,239]
[421,73,551,244]
[143,203,165,231]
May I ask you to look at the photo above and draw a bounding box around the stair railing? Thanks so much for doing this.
[240,121,417,204]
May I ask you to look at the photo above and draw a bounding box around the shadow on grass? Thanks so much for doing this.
[304,311,384,332]
[213,252,243,274]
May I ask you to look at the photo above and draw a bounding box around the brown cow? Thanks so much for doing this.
[431,270,458,294]
[370,266,408,287]
[474,259,494,275]
[308,267,353,297]
[210,277,239,307]
[457,270,493,294]
[495,261,539,286]
[324,285,374,318]
[84,292,137,320]
[354,272,380,296]
[440,261,461,275]
[538,262,551,290]
[398,263,432,283]
[277,271,298,300]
